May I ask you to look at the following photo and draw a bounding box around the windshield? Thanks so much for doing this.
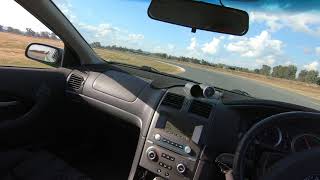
[52,0,320,110]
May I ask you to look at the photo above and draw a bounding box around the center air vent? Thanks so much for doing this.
[189,100,212,118]
[162,92,185,109]
[67,73,84,91]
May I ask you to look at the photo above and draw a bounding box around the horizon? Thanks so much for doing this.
[0,0,320,73]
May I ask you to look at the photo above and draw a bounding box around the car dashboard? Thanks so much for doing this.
[63,65,319,180]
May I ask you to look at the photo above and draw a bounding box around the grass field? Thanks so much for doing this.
[94,48,184,74]
[0,32,183,73]
[1,32,319,101]
[0,32,63,68]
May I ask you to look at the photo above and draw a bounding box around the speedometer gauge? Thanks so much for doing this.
[291,134,320,152]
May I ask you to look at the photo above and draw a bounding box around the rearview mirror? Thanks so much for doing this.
[25,43,62,64]
[148,0,249,35]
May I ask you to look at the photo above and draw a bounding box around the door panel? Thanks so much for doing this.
[0,67,67,147]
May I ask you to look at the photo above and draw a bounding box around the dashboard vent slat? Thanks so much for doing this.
[162,92,185,109]
[68,74,84,91]
[189,100,213,118]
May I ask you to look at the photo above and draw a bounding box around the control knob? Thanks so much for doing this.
[147,149,158,161]
[184,145,192,154]
[177,163,186,174]
[154,134,161,141]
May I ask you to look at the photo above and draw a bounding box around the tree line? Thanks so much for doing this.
[0,24,58,40]
[92,42,320,86]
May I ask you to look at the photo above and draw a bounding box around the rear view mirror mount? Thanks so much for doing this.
[148,0,249,36]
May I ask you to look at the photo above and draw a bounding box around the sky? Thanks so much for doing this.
[1,0,320,72]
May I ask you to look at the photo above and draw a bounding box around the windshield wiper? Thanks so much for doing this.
[106,61,160,73]
[140,66,160,72]
[231,89,251,97]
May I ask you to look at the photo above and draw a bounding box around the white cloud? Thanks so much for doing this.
[0,0,50,32]
[251,11,320,36]
[315,47,320,56]
[256,56,276,66]
[56,2,77,23]
[226,31,282,58]
[168,44,175,50]
[128,33,144,41]
[187,37,197,50]
[79,23,120,38]
[250,12,282,32]
[201,38,220,55]
[304,61,319,71]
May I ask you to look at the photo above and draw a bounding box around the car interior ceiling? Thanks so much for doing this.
[1,0,320,180]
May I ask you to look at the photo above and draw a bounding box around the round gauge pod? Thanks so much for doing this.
[200,84,215,98]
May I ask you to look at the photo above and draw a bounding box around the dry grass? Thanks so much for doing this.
[94,48,184,74]
[171,60,320,101]
[0,32,63,68]
[0,32,182,74]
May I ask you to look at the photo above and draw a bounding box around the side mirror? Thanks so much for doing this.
[25,43,62,64]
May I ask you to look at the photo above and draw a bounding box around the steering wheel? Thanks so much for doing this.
[232,111,320,180]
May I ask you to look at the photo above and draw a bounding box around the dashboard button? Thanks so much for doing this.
[170,157,175,161]
[165,172,169,176]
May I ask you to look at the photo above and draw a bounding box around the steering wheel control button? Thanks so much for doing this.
[177,163,186,174]
[154,134,161,141]
[165,172,169,177]
[157,169,161,173]
[184,145,192,154]
[147,150,157,161]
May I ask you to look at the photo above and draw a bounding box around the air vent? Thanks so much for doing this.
[162,92,185,109]
[68,74,84,91]
[189,100,212,118]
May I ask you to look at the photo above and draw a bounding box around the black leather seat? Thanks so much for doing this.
[0,149,91,180]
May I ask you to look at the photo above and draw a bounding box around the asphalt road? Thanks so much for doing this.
[174,63,320,110]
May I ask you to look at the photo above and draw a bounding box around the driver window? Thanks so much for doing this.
[0,0,64,68]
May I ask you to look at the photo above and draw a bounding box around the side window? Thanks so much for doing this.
[0,0,64,68]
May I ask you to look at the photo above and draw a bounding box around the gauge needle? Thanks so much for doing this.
[304,136,311,149]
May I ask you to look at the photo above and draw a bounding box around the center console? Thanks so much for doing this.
[140,115,203,179]
[139,88,215,179]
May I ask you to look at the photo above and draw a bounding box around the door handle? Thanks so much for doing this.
[0,101,19,108]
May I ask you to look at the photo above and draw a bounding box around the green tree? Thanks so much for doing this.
[287,65,298,80]
[260,65,271,76]
[90,42,102,48]
[298,70,308,82]
[305,70,319,83]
